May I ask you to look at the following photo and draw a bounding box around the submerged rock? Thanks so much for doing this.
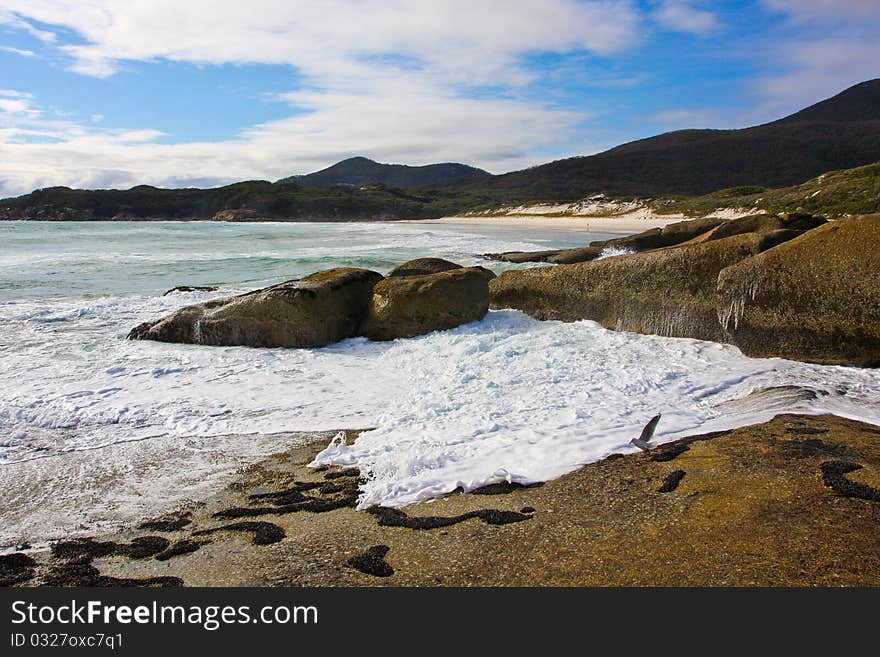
[129,267,383,348]
[717,214,880,365]
[162,285,219,296]
[362,267,491,341]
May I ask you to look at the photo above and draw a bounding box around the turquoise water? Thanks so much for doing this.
[0,220,611,300]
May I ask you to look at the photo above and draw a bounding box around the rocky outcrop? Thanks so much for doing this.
[211,209,274,222]
[491,214,880,366]
[485,214,826,265]
[131,260,496,347]
[362,267,491,341]
[130,268,383,348]
[388,258,462,277]
[490,231,786,342]
[485,215,730,264]
[717,214,880,365]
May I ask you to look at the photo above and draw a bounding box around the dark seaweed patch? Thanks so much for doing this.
[649,443,690,462]
[215,494,358,519]
[51,536,169,561]
[658,470,686,493]
[324,468,361,480]
[0,553,36,587]
[347,545,394,577]
[820,461,880,501]
[471,482,540,495]
[51,538,118,560]
[367,506,531,530]
[127,536,171,559]
[194,521,285,545]
[777,437,847,459]
[43,558,182,587]
[138,513,192,532]
[155,540,205,561]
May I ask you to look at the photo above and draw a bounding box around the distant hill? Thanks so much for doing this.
[277,156,490,188]
[4,80,880,222]
[0,181,483,222]
[458,79,880,200]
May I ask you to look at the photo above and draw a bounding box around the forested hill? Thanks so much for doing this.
[452,79,880,200]
[277,157,490,188]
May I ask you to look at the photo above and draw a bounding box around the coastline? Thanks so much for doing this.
[9,413,879,587]
[418,212,690,233]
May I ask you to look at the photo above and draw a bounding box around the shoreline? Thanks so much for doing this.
[418,213,690,234]
[8,413,879,586]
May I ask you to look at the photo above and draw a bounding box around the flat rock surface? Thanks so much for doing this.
[13,414,880,587]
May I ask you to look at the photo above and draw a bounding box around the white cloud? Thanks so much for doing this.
[653,1,720,36]
[0,80,592,197]
[0,0,642,195]
[753,37,880,119]
[750,2,880,119]
[0,8,56,42]
[0,45,37,57]
[0,1,639,84]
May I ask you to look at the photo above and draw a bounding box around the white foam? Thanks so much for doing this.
[596,245,636,259]
[310,312,880,508]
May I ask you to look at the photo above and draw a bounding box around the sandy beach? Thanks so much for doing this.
[421,213,688,233]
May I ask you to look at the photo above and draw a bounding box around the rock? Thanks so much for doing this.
[388,258,462,277]
[162,285,219,296]
[546,246,605,264]
[717,215,880,365]
[129,268,383,348]
[490,231,786,343]
[362,267,491,341]
[212,209,273,222]
[700,212,825,243]
[485,216,729,264]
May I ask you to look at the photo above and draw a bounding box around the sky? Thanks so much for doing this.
[0,0,878,197]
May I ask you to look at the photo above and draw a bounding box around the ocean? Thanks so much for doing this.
[2,220,879,545]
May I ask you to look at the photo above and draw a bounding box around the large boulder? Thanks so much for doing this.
[362,267,491,341]
[697,212,825,244]
[490,232,788,343]
[388,258,462,277]
[717,215,880,365]
[129,267,383,348]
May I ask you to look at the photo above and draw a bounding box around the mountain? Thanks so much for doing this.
[457,79,880,200]
[3,80,880,221]
[277,156,491,188]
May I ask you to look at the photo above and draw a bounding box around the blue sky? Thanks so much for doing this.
[0,0,878,196]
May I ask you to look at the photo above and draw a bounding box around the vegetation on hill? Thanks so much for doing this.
[655,161,880,218]
[2,80,878,222]
[0,181,488,221]
[277,156,490,188]
[452,79,880,199]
